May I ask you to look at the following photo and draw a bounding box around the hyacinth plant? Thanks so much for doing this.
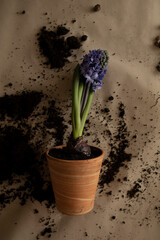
[67,49,109,156]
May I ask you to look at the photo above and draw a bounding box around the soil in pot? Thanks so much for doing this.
[48,146,102,160]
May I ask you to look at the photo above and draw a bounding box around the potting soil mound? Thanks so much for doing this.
[0,126,36,181]
[0,91,69,210]
[0,91,42,120]
[38,25,85,68]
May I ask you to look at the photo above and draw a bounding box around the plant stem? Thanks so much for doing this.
[80,81,91,117]
[80,81,87,116]
[79,90,94,137]
[72,64,83,139]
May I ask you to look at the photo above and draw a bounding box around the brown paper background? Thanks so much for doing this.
[0,0,160,239]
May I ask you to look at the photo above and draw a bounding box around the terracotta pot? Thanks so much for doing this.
[46,145,104,216]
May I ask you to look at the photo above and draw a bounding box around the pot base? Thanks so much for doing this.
[56,205,94,216]
[54,190,95,216]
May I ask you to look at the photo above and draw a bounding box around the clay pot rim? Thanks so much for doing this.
[46,145,104,163]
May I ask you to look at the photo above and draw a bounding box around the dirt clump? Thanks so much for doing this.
[37,25,84,68]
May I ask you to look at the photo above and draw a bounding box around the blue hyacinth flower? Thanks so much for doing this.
[80,49,109,92]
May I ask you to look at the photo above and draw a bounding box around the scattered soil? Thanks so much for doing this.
[156,62,160,72]
[56,25,70,36]
[40,227,52,236]
[4,82,13,88]
[0,126,35,181]
[0,124,55,209]
[34,209,39,214]
[44,100,67,146]
[127,182,141,198]
[99,102,132,186]
[48,146,102,160]
[154,36,160,48]
[154,36,160,71]
[0,90,68,211]
[17,10,26,15]
[108,96,114,101]
[66,36,81,49]
[106,191,112,196]
[81,35,88,41]
[38,25,83,68]
[93,4,101,12]
[0,91,42,120]
[101,107,110,113]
